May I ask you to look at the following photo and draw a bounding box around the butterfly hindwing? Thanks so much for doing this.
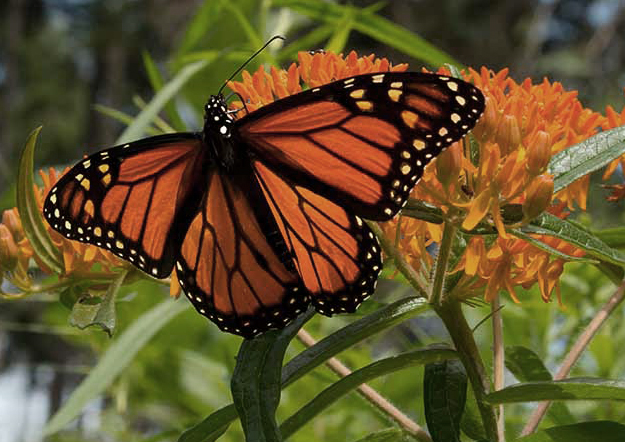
[236,72,484,220]
[43,133,206,277]
[254,161,382,315]
[174,169,310,337]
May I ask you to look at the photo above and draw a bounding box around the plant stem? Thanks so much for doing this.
[296,329,432,442]
[521,279,625,436]
[436,300,499,442]
[429,220,456,305]
[367,221,428,298]
[492,298,505,441]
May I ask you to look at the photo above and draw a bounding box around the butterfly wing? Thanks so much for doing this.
[43,133,206,277]
[253,161,382,315]
[235,72,484,220]
[174,168,310,337]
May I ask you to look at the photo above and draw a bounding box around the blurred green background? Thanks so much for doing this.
[1,1,625,441]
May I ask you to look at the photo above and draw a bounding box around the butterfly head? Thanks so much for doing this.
[203,94,235,139]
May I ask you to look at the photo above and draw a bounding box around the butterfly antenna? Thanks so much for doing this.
[218,35,284,95]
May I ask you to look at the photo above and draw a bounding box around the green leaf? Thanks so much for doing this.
[282,297,429,387]
[460,386,486,441]
[508,228,597,263]
[179,297,429,440]
[352,428,407,442]
[522,213,625,266]
[505,346,574,425]
[173,1,225,62]
[278,25,335,62]
[275,0,457,67]
[44,298,189,435]
[424,359,467,442]
[178,405,235,442]
[93,104,160,135]
[280,347,457,439]
[16,127,64,274]
[117,59,210,144]
[231,311,313,442]
[513,421,625,442]
[142,51,186,132]
[594,227,625,249]
[550,125,625,193]
[486,378,625,404]
[324,7,354,54]
[68,269,128,336]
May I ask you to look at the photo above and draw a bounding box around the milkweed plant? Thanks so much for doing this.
[3,21,625,442]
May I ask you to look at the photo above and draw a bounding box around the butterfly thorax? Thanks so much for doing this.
[203,94,239,170]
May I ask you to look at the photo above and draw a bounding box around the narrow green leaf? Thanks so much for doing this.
[174,1,225,61]
[513,421,625,442]
[231,311,313,442]
[352,428,407,442]
[594,227,625,249]
[220,0,263,51]
[509,228,597,263]
[460,386,486,441]
[550,125,625,193]
[280,347,458,439]
[486,378,625,404]
[16,127,64,274]
[44,298,190,435]
[117,59,209,144]
[142,51,186,132]
[522,213,625,266]
[505,346,574,425]
[274,0,458,67]
[178,405,235,442]
[324,7,354,54]
[282,297,429,387]
[94,104,159,135]
[424,359,467,442]
[179,297,429,440]
[278,25,335,62]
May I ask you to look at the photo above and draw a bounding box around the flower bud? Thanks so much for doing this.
[472,96,497,141]
[0,224,19,272]
[495,115,521,155]
[522,175,554,221]
[527,131,551,176]
[436,143,462,188]
[2,209,23,242]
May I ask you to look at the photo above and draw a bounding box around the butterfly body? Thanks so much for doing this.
[44,70,484,337]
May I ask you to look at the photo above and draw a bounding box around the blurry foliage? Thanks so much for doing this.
[1,1,625,442]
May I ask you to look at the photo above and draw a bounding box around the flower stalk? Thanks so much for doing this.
[435,300,499,442]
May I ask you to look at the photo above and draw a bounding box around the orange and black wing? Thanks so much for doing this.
[253,161,382,315]
[174,170,310,337]
[43,133,206,277]
[236,72,484,221]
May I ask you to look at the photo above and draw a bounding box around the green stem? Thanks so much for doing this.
[366,221,427,298]
[436,300,499,441]
[429,219,456,305]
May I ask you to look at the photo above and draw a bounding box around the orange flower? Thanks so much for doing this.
[601,88,625,195]
[228,50,407,111]
[384,67,605,303]
[1,168,127,296]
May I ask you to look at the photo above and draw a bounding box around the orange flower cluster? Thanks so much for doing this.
[0,168,123,295]
[601,89,625,202]
[383,67,606,302]
[3,51,622,308]
[228,50,407,112]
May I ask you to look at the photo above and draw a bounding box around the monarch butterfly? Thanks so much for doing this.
[43,58,484,338]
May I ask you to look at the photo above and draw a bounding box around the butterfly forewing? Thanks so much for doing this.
[236,72,485,220]
[174,170,310,337]
[43,133,206,277]
[254,162,382,315]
